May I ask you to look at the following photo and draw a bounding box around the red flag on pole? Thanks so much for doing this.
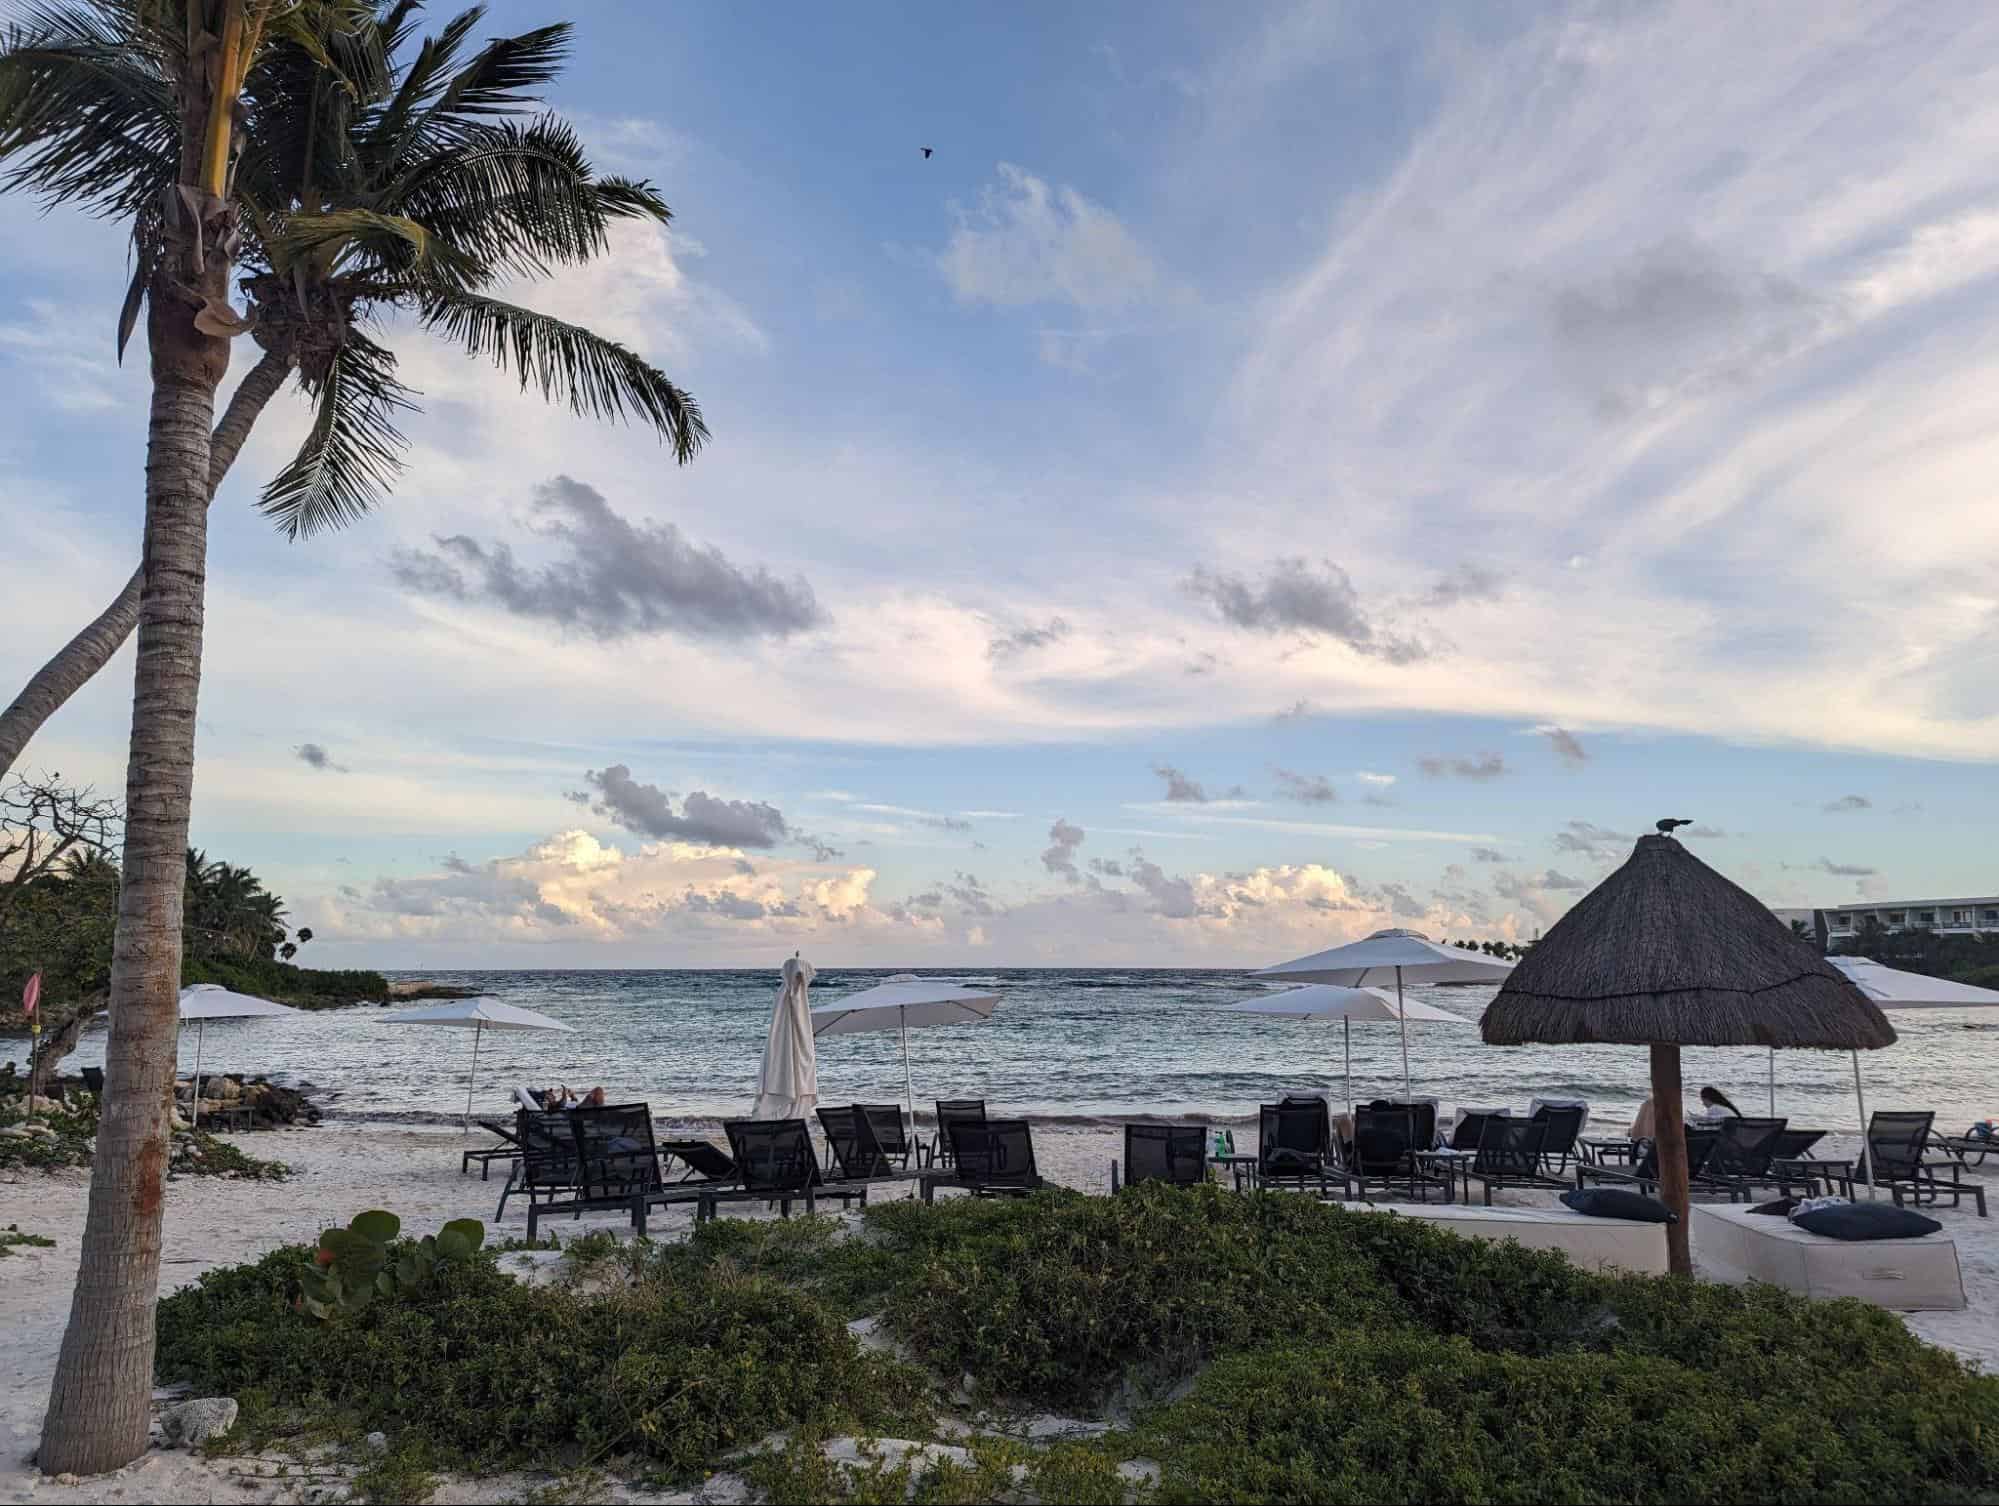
[21,972,39,1018]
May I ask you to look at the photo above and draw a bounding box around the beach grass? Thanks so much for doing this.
[154,1184,1999,1503]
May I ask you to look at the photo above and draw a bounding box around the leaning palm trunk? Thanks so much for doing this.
[0,348,289,782]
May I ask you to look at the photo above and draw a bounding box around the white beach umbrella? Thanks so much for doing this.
[809,974,1003,1123]
[380,996,575,1126]
[752,955,818,1121]
[177,983,302,1130]
[1258,930,1514,1110]
[1226,983,1465,1113]
[1827,957,1999,1176]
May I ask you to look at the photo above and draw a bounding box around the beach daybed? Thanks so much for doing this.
[1692,1203,1966,1311]
[1360,1202,1669,1275]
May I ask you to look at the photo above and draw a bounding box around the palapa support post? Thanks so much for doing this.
[1651,1041,1692,1276]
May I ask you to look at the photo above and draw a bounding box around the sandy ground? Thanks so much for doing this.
[3,1118,1997,1502]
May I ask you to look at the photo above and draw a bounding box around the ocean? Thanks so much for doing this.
[19,967,1999,1135]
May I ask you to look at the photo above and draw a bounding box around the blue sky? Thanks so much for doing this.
[3,1,1995,966]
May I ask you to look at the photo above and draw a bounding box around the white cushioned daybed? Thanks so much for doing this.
[1359,1202,1667,1276]
[1692,1203,1965,1311]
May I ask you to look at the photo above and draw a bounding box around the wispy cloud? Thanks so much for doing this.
[1542,728,1588,768]
[1824,794,1872,813]
[938,163,1159,313]
[295,742,347,773]
[1419,752,1507,781]
[1184,558,1427,662]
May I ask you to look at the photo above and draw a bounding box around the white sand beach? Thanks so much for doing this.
[4,1118,1999,1503]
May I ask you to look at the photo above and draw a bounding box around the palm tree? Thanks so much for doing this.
[0,0,706,776]
[0,2,705,1473]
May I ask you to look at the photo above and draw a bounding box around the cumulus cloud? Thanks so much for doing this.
[1184,558,1427,662]
[1421,563,1505,608]
[1542,728,1588,768]
[1553,820,1630,861]
[987,616,1072,661]
[1271,767,1338,804]
[1419,752,1507,781]
[1823,794,1872,813]
[392,476,825,642]
[1128,851,1199,918]
[1470,847,1510,863]
[294,742,346,773]
[580,764,790,850]
[937,163,1159,312]
[1153,763,1216,803]
[1041,817,1086,881]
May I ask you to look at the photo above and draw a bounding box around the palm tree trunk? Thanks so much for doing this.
[37,285,229,1478]
[0,347,289,782]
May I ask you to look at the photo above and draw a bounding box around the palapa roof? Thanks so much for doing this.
[1481,833,1894,1051]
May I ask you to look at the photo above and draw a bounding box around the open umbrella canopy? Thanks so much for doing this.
[1481,836,1894,1050]
[1258,929,1515,987]
[1226,984,1462,1023]
[178,983,300,1020]
[809,975,1001,1035]
[379,997,574,1031]
[381,997,574,1127]
[1828,957,1999,1010]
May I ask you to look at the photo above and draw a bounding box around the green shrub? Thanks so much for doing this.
[1139,1333,1999,1505]
[0,1224,54,1256]
[870,1184,1401,1404]
[155,1240,930,1479]
[182,954,389,1009]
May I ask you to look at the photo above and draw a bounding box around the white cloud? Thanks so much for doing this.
[938,163,1159,312]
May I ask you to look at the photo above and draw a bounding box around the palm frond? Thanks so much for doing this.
[259,329,413,539]
[268,204,480,286]
[0,20,176,216]
[357,3,482,168]
[420,289,706,462]
[429,20,567,121]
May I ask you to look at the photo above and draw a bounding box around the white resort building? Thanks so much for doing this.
[1771,897,1999,943]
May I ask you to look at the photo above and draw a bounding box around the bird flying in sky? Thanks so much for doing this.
[921,146,933,158]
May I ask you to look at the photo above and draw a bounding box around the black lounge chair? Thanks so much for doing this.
[699,1118,873,1222]
[1460,1118,1570,1205]
[81,1067,105,1094]
[930,1118,1045,1199]
[1445,1110,1504,1152]
[1576,1125,1722,1197]
[1255,1100,1361,1199]
[859,1104,916,1170]
[1765,1129,1848,1197]
[1348,1103,1450,1201]
[1863,1110,1988,1217]
[1530,1104,1588,1179]
[462,1117,528,1179]
[818,1105,917,1182]
[522,1103,716,1242]
[497,1109,581,1226]
[1112,1123,1208,1191]
[1689,1116,1818,1203]
[660,1137,737,1184]
[930,1098,986,1168]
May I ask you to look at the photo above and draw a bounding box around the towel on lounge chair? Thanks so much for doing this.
[513,1085,546,1113]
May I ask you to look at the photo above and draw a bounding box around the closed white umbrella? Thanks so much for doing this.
[380,996,576,1126]
[1259,930,1513,1112]
[809,974,1003,1124]
[178,984,302,1130]
[752,956,818,1120]
[1226,984,1464,1113]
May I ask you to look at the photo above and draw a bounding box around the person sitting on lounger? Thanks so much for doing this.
[1697,1085,1742,1120]
[578,1086,607,1109]
[1628,1096,1657,1140]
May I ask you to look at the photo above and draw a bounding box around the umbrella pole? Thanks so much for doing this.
[1395,967,1416,1163]
[1852,1049,1877,1199]
[1343,1016,1352,1118]
[191,1019,205,1131]
[465,1021,482,1131]
[901,1006,916,1131]
[1651,1042,1693,1276]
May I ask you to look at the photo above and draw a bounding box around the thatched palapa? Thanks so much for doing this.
[1481,833,1894,1051]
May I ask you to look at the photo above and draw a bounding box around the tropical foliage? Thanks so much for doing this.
[154,1188,1999,1503]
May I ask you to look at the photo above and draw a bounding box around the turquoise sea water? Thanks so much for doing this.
[19,967,1999,1135]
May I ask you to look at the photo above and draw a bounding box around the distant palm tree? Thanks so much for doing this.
[0,2,706,1472]
[0,0,706,777]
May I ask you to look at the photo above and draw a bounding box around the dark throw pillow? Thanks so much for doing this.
[1791,1202,1942,1241]
[1561,1188,1677,1224]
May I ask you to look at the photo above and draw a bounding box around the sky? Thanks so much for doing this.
[3,1,1996,969]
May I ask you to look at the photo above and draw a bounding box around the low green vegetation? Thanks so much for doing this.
[0,1087,290,1180]
[154,1186,1999,1504]
[181,955,392,1010]
[0,1224,54,1257]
